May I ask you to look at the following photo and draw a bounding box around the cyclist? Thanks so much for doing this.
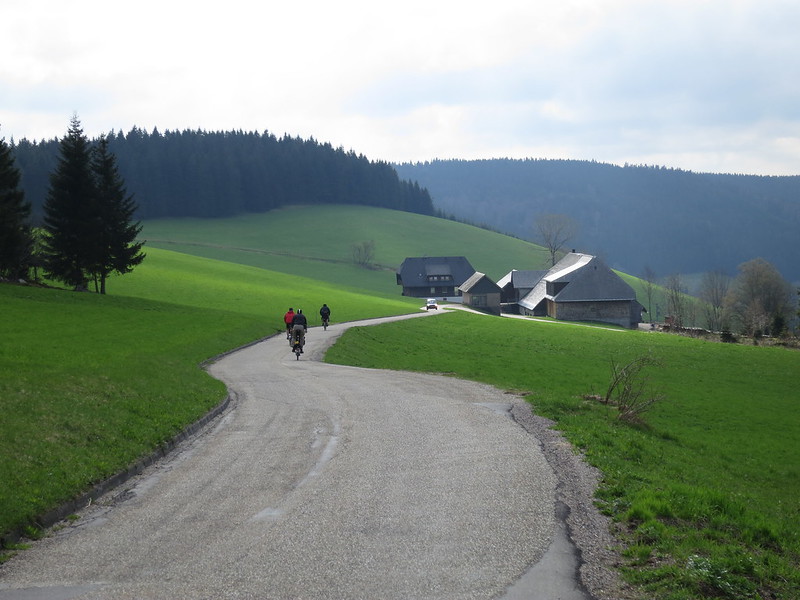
[291,309,308,352]
[319,303,331,327]
[283,307,295,339]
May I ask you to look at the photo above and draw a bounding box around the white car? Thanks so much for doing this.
[426,298,438,310]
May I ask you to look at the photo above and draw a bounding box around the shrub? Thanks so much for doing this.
[604,353,666,424]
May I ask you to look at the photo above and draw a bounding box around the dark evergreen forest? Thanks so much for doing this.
[395,159,800,283]
[13,128,435,221]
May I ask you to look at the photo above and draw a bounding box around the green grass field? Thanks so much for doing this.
[2,205,796,599]
[325,311,800,599]
[141,205,682,324]
[141,204,553,289]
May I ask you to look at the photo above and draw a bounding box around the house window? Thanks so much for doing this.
[472,295,487,307]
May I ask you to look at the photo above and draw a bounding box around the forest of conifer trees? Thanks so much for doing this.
[12,128,435,221]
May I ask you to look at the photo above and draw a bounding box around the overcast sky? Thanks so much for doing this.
[2,0,798,175]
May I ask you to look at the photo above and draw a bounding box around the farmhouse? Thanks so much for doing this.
[396,256,476,299]
[458,271,502,315]
[497,269,548,304]
[517,252,644,329]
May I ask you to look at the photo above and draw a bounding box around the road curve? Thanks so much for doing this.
[1,313,565,600]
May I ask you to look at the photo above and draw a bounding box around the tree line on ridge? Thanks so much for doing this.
[395,158,800,284]
[12,127,436,221]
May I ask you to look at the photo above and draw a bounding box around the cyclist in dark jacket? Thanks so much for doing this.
[291,309,308,352]
[319,303,331,325]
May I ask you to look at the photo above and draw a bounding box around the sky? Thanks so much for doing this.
[2,0,799,175]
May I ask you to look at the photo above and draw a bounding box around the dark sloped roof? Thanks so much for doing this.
[554,259,636,301]
[498,269,546,289]
[512,269,547,289]
[425,263,452,276]
[518,253,635,309]
[397,256,476,287]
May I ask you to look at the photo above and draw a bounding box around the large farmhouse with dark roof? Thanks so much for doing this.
[396,256,476,299]
[397,252,643,328]
[517,252,644,328]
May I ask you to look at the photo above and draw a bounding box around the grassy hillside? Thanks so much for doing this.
[326,312,800,599]
[141,205,687,325]
[108,246,420,326]
[141,204,554,291]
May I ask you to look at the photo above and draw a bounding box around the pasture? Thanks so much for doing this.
[141,205,679,323]
[140,204,552,288]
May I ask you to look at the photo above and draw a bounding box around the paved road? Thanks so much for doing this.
[0,313,569,600]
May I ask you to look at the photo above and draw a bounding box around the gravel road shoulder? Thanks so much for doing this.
[509,402,636,600]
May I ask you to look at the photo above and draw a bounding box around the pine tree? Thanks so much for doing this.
[42,115,99,289]
[91,135,144,294]
[0,132,33,280]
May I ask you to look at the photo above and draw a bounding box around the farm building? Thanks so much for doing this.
[396,256,476,299]
[458,271,502,315]
[517,252,644,328]
[497,269,548,306]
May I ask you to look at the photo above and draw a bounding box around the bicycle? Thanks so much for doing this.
[319,305,331,331]
[291,327,305,360]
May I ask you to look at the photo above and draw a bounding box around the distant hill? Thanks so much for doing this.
[395,159,800,283]
[141,204,552,293]
[12,128,435,220]
[141,205,682,323]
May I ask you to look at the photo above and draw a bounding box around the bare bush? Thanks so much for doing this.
[533,213,578,266]
[604,354,665,424]
[351,240,375,268]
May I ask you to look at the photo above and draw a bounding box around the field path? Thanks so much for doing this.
[0,312,594,600]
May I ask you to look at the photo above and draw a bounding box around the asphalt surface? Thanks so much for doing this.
[0,312,588,600]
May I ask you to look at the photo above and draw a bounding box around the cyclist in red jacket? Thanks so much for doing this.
[283,308,295,339]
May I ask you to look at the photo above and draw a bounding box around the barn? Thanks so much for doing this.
[517,253,644,328]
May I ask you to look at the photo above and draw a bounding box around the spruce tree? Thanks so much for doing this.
[91,135,144,294]
[42,115,99,289]
[0,132,33,280]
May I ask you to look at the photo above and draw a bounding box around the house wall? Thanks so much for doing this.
[503,286,533,303]
[500,284,516,303]
[553,300,638,328]
[463,291,501,315]
[520,303,547,317]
